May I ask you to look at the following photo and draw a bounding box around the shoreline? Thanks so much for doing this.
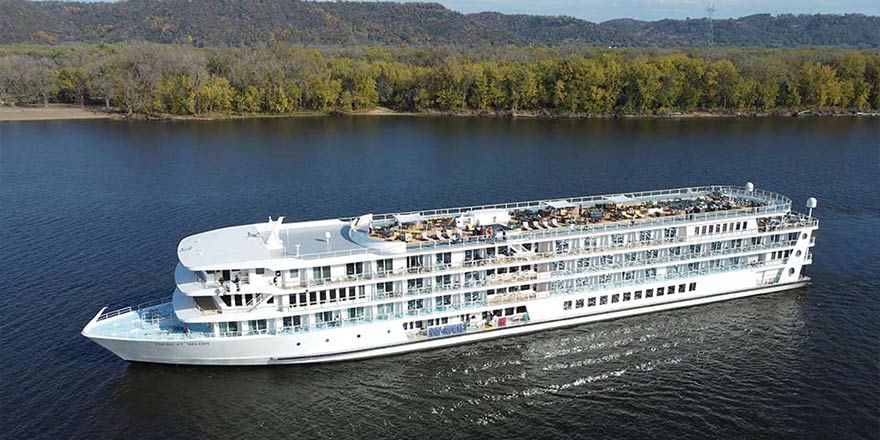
[0,105,114,121]
[1,105,877,122]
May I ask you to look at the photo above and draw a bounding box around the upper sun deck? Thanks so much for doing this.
[178,184,791,271]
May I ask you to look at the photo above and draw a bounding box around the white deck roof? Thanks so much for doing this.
[178,219,367,271]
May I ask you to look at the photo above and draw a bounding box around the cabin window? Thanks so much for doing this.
[588,297,596,307]
[221,295,232,307]
[563,301,572,310]
[657,287,665,296]
[646,289,654,298]
[255,268,265,275]
[464,292,483,303]
[516,306,527,314]
[248,319,267,333]
[634,290,642,300]
[611,294,619,303]
[377,258,393,273]
[435,252,451,264]
[600,296,608,305]
[377,303,394,316]
[689,282,697,291]
[505,307,515,315]
[346,262,364,276]
[282,316,301,328]
[407,299,424,311]
[348,307,365,319]
[679,284,686,293]
[407,255,424,269]
[289,269,299,277]
[312,266,330,281]
[575,299,584,308]
[219,321,239,334]
[377,282,393,294]
[623,292,631,301]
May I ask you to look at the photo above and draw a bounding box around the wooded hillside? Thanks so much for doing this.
[0,0,878,47]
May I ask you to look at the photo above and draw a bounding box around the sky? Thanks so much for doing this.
[417,0,880,22]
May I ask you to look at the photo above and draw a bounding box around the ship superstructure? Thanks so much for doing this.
[83,184,818,365]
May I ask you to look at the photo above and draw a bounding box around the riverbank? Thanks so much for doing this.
[0,105,114,121]
[2,105,877,122]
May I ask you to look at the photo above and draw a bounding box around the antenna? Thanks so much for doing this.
[706,1,716,47]
[806,197,817,219]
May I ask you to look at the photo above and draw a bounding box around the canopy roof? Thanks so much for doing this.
[393,213,426,224]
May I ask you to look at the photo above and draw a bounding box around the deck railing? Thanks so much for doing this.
[287,185,792,260]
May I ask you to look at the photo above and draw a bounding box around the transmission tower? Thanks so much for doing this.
[706,1,716,46]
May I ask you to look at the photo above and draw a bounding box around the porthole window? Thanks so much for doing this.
[802,233,807,239]
[296,342,301,346]
[387,329,391,334]
[325,338,330,343]
[357,334,361,338]
[788,268,795,276]
[796,250,802,257]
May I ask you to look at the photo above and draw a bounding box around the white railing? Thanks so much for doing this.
[287,217,816,291]
[97,298,167,321]
[288,185,792,260]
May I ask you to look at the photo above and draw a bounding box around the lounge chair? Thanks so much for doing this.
[521,221,531,231]
[550,218,560,227]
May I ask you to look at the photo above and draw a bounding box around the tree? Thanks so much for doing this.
[798,62,842,109]
[622,61,661,113]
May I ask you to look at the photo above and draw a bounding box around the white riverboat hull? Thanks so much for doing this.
[84,276,808,366]
[82,184,819,366]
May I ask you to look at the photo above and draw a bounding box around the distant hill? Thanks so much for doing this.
[0,0,877,47]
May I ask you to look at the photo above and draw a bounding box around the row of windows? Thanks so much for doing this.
[220,294,274,307]
[402,306,528,330]
[770,250,792,260]
[563,282,697,310]
[694,221,747,236]
[287,286,366,307]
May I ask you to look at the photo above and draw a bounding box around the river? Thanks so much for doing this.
[1,116,878,439]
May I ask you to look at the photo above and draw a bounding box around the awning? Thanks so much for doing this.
[393,213,425,224]
[545,200,576,209]
[604,195,631,204]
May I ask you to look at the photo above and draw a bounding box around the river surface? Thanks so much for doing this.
[1,116,878,439]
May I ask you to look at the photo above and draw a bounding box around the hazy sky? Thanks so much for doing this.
[420,0,880,22]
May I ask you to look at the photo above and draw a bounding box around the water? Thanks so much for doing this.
[1,116,878,439]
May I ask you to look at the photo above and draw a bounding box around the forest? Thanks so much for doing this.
[1,44,878,117]
[2,0,878,48]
